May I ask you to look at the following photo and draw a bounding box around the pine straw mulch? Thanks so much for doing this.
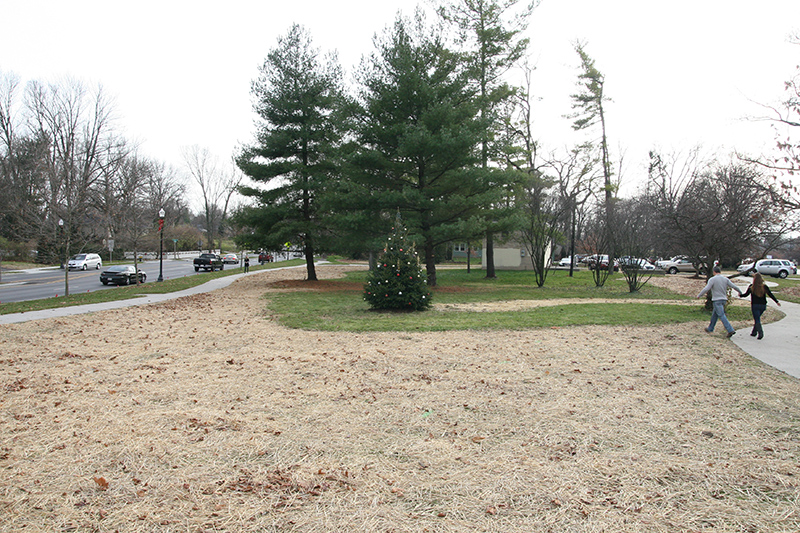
[1,266,798,532]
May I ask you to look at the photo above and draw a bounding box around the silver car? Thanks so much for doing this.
[68,253,102,270]
[751,259,796,279]
[660,258,701,275]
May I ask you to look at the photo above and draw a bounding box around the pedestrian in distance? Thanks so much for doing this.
[244,255,250,273]
[697,265,743,338]
[739,272,780,340]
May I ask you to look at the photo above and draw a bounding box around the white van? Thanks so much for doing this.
[68,253,102,270]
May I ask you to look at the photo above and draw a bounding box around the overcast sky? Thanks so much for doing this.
[3,0,799,203]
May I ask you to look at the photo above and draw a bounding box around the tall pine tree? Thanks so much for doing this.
[235,24,344,281]
[438,0,534,279]
[350,11,495,287]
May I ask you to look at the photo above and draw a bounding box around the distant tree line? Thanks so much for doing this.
[0,75,246,265]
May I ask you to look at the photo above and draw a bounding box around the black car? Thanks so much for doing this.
[100,265,147,285]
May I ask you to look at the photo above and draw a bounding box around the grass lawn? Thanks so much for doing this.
[266,268,756,331]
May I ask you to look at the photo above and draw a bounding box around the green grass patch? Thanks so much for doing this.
[773,275,800,304]
[266,269,726,332]
[0,260,49,271]
[0,259,304,315]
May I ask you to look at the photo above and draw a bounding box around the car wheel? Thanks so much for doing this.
[96,263,101,269]
[141,274,146,283]
[82,264,87,270]
[779,270,788,279]
[668,267,678,275]
[101,280,108,285]
[220,264,224,270]
[194,267,199,272]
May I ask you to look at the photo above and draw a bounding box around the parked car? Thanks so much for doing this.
[258,251,273,264]
[655,256,686,269]
[222,253,239,264]
[660,258,702,275]
[582,254,607,267]
[68,253,102,270]
[587,255,619,271]
[739,259,797,279]
[619,257,656,271]
[558,256,575,267]
[100,265,146,285]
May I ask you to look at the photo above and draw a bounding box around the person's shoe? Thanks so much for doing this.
[757,332,764,340]
[727,330,736,338]
[750,330,757,337]
[705,327,712,333]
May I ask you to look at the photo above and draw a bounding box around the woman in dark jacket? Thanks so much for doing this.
[740,273,781,339]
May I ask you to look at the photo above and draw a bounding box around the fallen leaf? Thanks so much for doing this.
[93,476,109,490]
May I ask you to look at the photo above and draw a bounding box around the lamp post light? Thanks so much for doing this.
[58,218,69,297]
[157,208,165,282]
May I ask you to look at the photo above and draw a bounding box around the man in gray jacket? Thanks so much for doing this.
[697,265,743,337]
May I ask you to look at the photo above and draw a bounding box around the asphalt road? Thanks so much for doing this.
[0,258,246,304]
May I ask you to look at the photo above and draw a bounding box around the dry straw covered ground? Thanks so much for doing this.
[1,266,798,532]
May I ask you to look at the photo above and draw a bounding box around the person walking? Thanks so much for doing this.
[740,272,781,339]
[244,255,250,273]
[697,265,743,338]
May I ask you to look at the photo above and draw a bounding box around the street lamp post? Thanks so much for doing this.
[59,218,69,297]
[158,208,165,282]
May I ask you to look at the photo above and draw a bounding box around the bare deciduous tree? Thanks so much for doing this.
[545,143,599,276]
[182,146,241,252]
[647,153,795,280]
[27,78,117,295]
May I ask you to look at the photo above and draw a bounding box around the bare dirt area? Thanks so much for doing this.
[1,266,798,532]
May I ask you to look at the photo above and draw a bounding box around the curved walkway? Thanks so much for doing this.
[731,300,800,378]
[1,267,798,379]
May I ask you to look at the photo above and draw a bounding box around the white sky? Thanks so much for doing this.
[3,0,799,202]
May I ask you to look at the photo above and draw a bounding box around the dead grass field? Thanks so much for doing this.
[1,266,798,532]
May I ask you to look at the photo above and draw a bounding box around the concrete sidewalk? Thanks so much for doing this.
[731,300,800,379]
[1,267,798,380]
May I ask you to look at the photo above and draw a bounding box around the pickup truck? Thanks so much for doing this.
[193,253,224,272]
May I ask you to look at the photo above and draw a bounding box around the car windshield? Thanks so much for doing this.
[72,254,86,260]
[106,266,129,273]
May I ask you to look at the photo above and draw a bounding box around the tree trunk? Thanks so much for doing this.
[306,250,317,281]
[425,240,437,287]
[485,231,496,279]
[569,199,577,277]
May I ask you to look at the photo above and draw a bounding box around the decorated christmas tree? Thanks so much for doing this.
[364,214,432,311]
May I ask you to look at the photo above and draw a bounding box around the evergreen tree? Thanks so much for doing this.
[438,0,534,279]
[569,42,615,287]
[364,214,432,311]
[351,11,495,287]
[236,24,344,281]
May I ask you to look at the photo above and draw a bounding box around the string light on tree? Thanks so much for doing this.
[363,212,431,311]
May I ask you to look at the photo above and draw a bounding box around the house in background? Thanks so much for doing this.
[452,242,482,260]
[481,238,555,271]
